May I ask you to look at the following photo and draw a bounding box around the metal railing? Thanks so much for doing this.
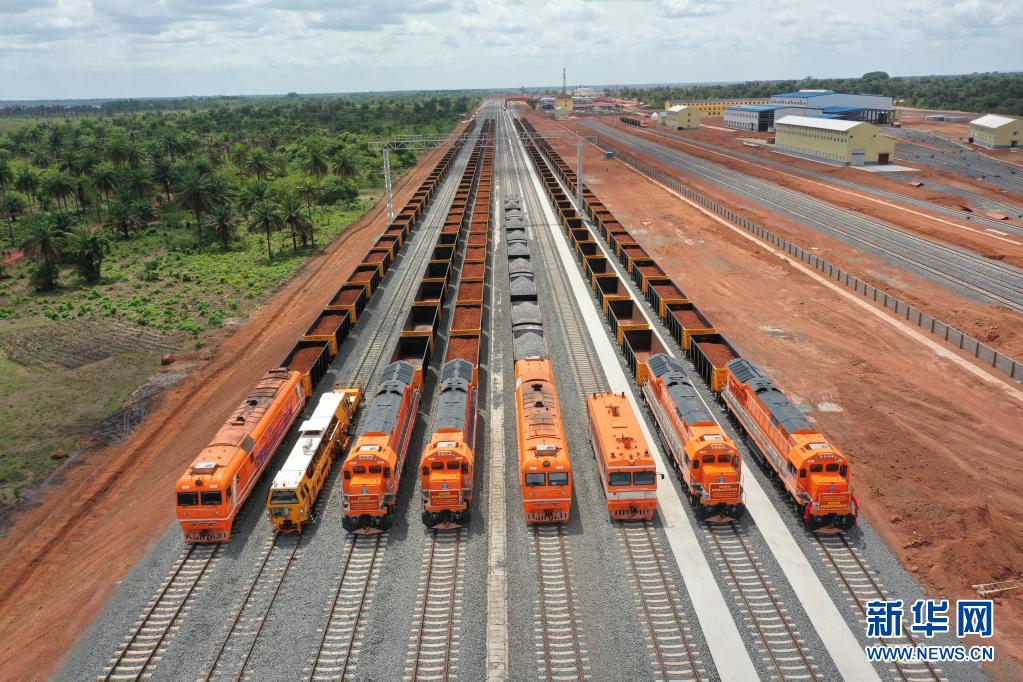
[595,140,1022,383]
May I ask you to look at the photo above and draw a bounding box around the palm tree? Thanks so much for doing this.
[202,203,237,250]
[126,144,144,169]
[247,199,283,260]
[14,168,39,213]
[303,145,329,180]
[123,167,153,200]
[0,161,12,192]
[279,192,312,250]
[331,149,358,180]
[238,178,270,218]
[0,191,26,245]
[67,225,110,283]
[41,169,74,213]
[22,217,69,290]
[91,161,118,210]
[107,137,128,168]
[175,170,215,242]
[296,177,319,237]
[151,157,176,202]
[245,148,274,179]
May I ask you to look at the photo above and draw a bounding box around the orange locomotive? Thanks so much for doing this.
[586,393,658,521]
[515,358,572,524]
[340,361,422,533]
[176,368,306,543]
[419,359,478,528]
[643,354,744,521]
[722,359,857,531]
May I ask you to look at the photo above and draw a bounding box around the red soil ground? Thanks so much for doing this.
[552,116,1023,360]
[528,109,1023,679]
[0,126,465,682]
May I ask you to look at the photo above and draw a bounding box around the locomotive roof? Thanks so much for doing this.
[727,359,813,433]
[649,354,715,426]
[359,361,414,436]
[271,391,347,489]
[434,359,474,432]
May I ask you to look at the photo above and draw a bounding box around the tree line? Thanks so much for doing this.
[621,72,1023,116]
[0,94,475,290]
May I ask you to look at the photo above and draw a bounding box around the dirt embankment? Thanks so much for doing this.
[0,131,461,682]
[555,117,1023,360]
[529,110,1023,678]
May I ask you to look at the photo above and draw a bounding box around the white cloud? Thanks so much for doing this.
[0,0,1017,99]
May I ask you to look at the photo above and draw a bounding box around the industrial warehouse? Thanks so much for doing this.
[773,115,895,165]
[970,113,1023,149]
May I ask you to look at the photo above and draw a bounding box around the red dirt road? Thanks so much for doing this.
[0,130,461,682]
[528,110,1023,679]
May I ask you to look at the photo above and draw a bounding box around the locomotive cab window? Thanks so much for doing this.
[549,472,569,486]
[825,463,839,473]
[717,454,730,463]
[270,490,299,505]
[200,491,223,506]
[609,472,631,486]
[431,461,445,470]
[177,492,199,506]
[525,473,546,487]
[447,461,460,470]
[369,465,382,474]
[810,464,823,473]
[839,465,848,477]
[702,454,714,464]
[633,471,656,486]
[353,465,366,474]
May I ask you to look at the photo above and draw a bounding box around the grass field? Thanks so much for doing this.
[0,350,160,506]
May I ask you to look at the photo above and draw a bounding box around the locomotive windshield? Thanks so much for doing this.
[525,473,546,486]
[200,491,223,506]
[633,471,656,486]
[548,472,569,486]
[609,472,631,486]
[270,490,299,504]
[177,492,199,506]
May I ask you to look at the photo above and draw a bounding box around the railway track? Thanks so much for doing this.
[704,523,819,681]
[532,525,590,681]
[502,112,594,682]
[583,122,1023,311]
[636,124,1023,235]
[306,533,387,681]
[815,533,945,682]
[617,523,705,682]
[202,535,301,681]
[507,115,606,396]
[403,529,467,681]
[100,544,219,681]
[340,128,483,389]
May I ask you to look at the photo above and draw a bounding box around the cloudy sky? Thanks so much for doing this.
[1,0,1020,100]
